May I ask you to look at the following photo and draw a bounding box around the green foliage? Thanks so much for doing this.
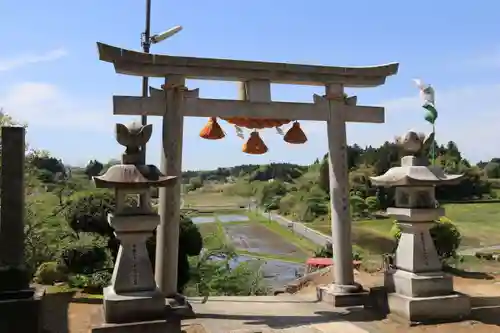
[87,270,113,290]
[85,160,104,179]
[147,214,203,293]
[59,233,111,275]
[365,196,380,212]
[185,249,269,297]
[67,274,90,289]
[429,217,462,259]
[318,157,329,193]
[314,243,363,261]
[484,162,500,179]
[187,176,203,192]
[34,261,67,285]
[182,163,306,184]
[24,200,71,276]
[350,195,367,217]
[31,155,66,182]
[249,164,304,182]
[257,181,287,206]
[63,188,203,292]
[314,243,333,258]
[63,189,115,236]
[390,217,462,260]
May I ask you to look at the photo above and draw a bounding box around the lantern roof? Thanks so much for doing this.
[370,163,464,187]
[94,164,176,189]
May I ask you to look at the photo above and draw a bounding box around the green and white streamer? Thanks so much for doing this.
[413,79,438,164]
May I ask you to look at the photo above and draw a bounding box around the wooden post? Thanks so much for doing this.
[325,84,361,294]
[155,75,185,297]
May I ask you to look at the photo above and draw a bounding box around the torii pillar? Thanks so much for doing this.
[316,85,367,306]
[95,42,399,308]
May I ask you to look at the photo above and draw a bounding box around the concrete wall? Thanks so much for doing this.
[257,210,332,247]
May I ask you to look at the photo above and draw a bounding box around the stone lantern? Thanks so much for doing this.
[91,122,177,330]
[370,130,470,324]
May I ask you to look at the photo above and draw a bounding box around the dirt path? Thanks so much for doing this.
[298,268,500,333]
[68,303,98,333]
[67,302,207,333]
[65,271,500,333]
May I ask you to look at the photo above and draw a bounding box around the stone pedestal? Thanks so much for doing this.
[316,283,368,307]
[0,287,44,333]
[101,214,166,324]
[92,306,181,333]
[384,208,470,324]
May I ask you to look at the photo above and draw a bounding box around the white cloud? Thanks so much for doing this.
[0,48,68,72]
[0,82,119,132]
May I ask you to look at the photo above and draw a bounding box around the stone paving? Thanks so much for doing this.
[186,295,374,333]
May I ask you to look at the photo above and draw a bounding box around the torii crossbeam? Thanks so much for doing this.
[96,42,399,307]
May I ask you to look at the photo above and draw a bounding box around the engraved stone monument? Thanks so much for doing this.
[0,126,45,332]
[370,130,471,324]
[91,122,179,332]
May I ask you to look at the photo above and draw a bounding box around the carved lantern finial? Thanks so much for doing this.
[115,122,153,165]
[394,130,435,157]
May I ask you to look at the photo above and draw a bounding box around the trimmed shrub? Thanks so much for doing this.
[34,261,67,285]
[390,216,461,260]
[59,233,111,275]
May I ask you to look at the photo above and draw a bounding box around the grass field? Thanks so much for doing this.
[185,191,500,261]
[443,202,500,248]
[311,202,500,255]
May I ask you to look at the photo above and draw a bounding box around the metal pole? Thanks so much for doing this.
[140,0,152,163]
[139,0,151,230]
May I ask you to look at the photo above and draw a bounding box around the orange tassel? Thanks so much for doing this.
[284,121,307,144]
[199,117,225,140]
[242,131,268,155]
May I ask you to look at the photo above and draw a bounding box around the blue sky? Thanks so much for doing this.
[1,1,500,170]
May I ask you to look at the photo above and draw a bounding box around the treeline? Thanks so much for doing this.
[182,139,499,223]
[182,163,307,192]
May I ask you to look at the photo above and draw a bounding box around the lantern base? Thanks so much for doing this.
[386,292,470,325]
[102,286,165,324]
[91,305,181,333]
[316,284,368,307]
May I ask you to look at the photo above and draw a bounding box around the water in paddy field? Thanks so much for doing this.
[193,214,306,290]
[191,214,249,224]
[218,215,250,222]
[191,216,216,224]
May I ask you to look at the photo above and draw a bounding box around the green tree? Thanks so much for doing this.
[85,160,104,180]
[62,189,202,292]
[318,157,329,193]
[187,176,203,192]
[186,247,268,297]
[484,162,500,179]
[365,196,380,213]
[390,217,461,260]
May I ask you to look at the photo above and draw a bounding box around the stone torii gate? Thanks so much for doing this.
[96,42,399,305]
